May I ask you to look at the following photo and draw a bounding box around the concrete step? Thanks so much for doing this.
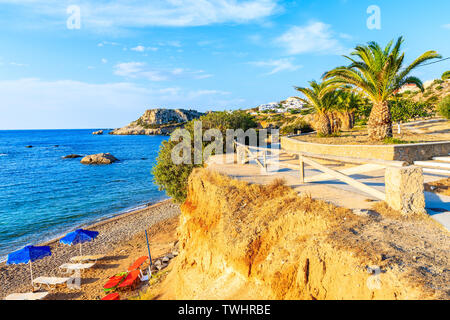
[422,168,450,176]
[414,161,450,169]
[432,156,450,162]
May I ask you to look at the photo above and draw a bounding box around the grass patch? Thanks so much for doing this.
[317,132,341,138]
[382,137,412,144]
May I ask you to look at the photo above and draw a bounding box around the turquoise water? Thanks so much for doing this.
[0,130,168,259]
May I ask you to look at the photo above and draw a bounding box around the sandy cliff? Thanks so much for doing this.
[157,169,449,300]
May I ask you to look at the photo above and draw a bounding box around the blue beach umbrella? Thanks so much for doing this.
[60,229,99,256]
[7,245,52,287]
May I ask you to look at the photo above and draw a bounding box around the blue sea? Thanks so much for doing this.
[0,130,168,259]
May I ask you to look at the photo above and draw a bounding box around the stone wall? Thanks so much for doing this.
[281,135,450,164]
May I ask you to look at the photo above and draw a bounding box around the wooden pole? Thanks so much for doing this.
[299,155,304,183]
[263,151,267,173]
[302,156,386,201]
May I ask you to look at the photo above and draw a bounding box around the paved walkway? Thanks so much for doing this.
[206,154,450,231]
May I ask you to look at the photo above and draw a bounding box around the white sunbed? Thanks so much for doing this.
[70,254,106,263]
[4,292,49,300]
[32,276,72,290]
[59,262,96,273]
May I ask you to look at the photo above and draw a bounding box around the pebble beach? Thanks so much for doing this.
[0,199,180,299]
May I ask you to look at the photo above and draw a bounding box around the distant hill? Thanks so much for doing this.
[110,108,204,135]
[399,79,449,106]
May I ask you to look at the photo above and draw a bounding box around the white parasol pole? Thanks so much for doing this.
[29,260,33,289]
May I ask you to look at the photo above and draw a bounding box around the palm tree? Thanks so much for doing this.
[324,37,441,140]
[295,80,340,136]
[335,91,361,130]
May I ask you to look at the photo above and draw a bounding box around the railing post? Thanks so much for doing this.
[299,155,305,183]
[263,151,267,173]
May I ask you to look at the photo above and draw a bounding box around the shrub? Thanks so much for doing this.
[442,71,450,81]
[389,98,434,122]
[280,119,313,135]
[437,96,450,119]
[152,111,258,203]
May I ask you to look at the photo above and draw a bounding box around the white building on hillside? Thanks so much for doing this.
[397,83,420,94]
[281,97,306,110]
[258,102,281,112]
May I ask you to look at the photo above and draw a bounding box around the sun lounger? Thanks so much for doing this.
[127,256,148,272]
[32,276,71,290]
[103,272,127,292]
[70,254,106,263]
[118,270,141,290]
[4,292,49,300]
[101,292,120,300]
[59,262,96,273]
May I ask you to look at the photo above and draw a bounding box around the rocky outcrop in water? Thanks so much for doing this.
[80,153,118,165]
[92,130,104,135]
[63,154,83,159]
[109,108,204,136]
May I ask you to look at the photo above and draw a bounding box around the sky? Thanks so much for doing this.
[0,0,449,129]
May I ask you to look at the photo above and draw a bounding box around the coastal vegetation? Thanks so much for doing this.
[438,96,450,119]
[323,37,441,140]
[389,98,434,123]
[152,110,257,203]
[442,71,450,81]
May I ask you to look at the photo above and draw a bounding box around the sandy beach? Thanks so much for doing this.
[0,199,180,300]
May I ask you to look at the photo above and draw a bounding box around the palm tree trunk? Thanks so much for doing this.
[315,113,331,136]
[350,112,355,128]
[339,111,352,130]
[368,101,392,140]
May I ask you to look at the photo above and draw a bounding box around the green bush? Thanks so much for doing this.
[389,98,434,122]
[437,96,450,119]
[442,71,450,80]
[280,119,313,135]
[152,140,200,203]
[152,111,258,203]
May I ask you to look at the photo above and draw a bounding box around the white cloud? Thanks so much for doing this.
[101,58,108,63]
[1,0,279,29]
[186,89,230,99]
[275,22,347,55]
[113,62,212,81]
[98,41,120,46]
[131,45,145,52]
[114,62,168,81]
[442,24,450,29]
[10,62,28,67]
[251,58,301,75]
[0,78,243,129]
